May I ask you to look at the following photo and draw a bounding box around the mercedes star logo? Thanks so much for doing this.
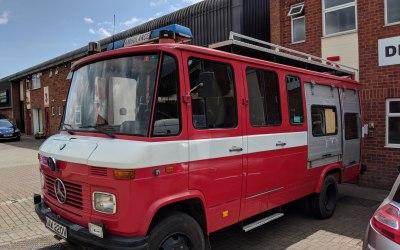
[54,178,67,204]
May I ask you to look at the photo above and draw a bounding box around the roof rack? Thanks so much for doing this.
[209,32,358,78]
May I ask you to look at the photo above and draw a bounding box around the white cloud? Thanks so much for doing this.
[98,27,111,38]
[89,28,96,35]
[83,17,93,24]
[122,17,139,27]
[183,0,203,4]
[0,11,9,25]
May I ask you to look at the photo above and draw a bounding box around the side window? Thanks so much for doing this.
[286,75,304,125]
[188,58,237,129]
[311,105,337,137]
[344,113,359,140]
[152,54,180,136]
[246,67,281,126]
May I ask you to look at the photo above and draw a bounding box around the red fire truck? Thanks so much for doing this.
[34,24,363,249]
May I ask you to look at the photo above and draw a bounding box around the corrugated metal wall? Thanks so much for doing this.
[243,0,270,42]
[110,0,269,46]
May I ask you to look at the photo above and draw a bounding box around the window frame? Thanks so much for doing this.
[291,15,306,44]
[187,57,238,130]
[288,3,304,17]
[386,98,400,148]
[246,66,282,127]
[344,112,360,140]
[31,73,41,90]
[286,75,304,126]
[151,53,182,137]
[311,105,338,137]
[385,0,400,26]
[322,0,357,37]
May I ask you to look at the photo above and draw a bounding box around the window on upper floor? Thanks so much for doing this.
[31,73,41,89]
[323,0,356,36]
[385,0,400,25]
[386,99,400,147]
[289,3,305,43]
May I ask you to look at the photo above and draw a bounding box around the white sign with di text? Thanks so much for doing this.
[378,36,400,66]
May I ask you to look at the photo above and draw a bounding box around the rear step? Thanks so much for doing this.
[243,213,284,232]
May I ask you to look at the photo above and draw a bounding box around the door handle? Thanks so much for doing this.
[229,146,243,152]
[276,141,287,147]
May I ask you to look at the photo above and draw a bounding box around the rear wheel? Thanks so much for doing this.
[309,174,338,219]
[149,212,206,250]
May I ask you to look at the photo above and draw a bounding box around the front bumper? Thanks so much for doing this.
[34,194,149,250]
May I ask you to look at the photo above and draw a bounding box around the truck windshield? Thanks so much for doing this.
[62,54,159,137]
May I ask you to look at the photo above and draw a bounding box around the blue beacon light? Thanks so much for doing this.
[107,24,193,51]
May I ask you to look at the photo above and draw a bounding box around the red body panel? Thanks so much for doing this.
[40,43,362,239]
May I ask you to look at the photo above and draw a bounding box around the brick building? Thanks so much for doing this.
[271,0,400,189]
[0,0,399,189]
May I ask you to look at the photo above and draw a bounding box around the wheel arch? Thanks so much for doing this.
[315,163,341,193]
[145,191,208,236]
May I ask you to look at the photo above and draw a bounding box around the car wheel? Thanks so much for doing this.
[149,212,206,250]
[309,174,338,219]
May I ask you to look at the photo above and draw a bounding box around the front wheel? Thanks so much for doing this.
[149,212,206,250]
[309,174,338,219]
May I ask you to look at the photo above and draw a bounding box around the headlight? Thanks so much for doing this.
[40,171,45,189]
[93,192,116,214]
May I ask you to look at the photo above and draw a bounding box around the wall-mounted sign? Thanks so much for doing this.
[0,90,9,105]
[43,86,49,107]
[378,36,400,66]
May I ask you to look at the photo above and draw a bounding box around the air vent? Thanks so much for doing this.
[90,167,108,177]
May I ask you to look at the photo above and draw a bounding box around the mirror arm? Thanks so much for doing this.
[188,82,204,95]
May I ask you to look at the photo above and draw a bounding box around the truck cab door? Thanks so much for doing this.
[183,53,244,232]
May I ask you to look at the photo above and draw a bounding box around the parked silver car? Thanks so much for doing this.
[364,172,400,249]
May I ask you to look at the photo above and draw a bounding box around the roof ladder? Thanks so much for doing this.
[209,32,358,78]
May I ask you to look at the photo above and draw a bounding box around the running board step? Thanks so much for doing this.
[243,213,284,232]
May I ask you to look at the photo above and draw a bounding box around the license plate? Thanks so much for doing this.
[45,217,67,239]
[3,134,12,137]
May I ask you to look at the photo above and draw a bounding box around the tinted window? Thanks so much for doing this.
[345,113,359,140]
[188,58,237,129]
[286,75,304,125]
[311,105,337,137]
[246,68,281,126]
[152,55,180,136]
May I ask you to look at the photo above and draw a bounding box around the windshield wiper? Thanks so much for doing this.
[61,123,74,135]
[79,125,116,138]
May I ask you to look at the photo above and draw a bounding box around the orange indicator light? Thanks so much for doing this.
[113,169,135,180]
[222,210,229,218]
[165,167,174,174]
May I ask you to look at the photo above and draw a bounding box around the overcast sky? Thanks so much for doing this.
[0,0,203,78]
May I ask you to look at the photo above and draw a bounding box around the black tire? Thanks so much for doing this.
[309,175,338,219]
[149,212,206,250]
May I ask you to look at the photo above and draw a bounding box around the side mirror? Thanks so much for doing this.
[198,72,219,98]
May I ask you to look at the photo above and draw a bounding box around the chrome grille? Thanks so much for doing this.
[45,174,83,210]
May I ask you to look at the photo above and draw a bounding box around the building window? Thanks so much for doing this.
[385,0,400,25]
[246,67,281,126]
[26,80,30,90]
[289,3,305,43]
[311,105,338,137]
[51,107,55,116]
[286,75,304,125]
[323,0,356,36]
[32,73,41,89]
[386,99,400,147]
